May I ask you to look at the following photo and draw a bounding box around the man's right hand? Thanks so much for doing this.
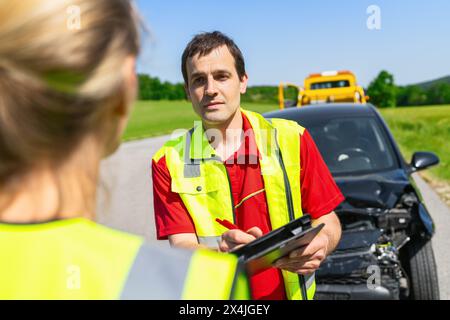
[219,227,263,252]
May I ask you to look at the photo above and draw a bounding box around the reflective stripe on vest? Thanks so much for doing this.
[153,108,316,300]
[267,117,315,301]
[121,244,249,299]
[198,235,222,247]
[121,244,193,299]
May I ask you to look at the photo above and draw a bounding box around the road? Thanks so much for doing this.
[96,135,171,245]
[412,173,450,300]
[96,136,450,299]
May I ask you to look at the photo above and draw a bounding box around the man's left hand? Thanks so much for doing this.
[273,212,341,274]
[273,231,329,275]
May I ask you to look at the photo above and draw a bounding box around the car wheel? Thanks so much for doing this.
[407,239,440,300]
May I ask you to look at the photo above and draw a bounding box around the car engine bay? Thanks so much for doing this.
[315,178,428,300]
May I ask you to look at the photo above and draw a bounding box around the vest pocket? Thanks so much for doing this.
[171,176,220,194]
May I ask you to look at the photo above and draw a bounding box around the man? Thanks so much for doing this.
[152,31,343,300]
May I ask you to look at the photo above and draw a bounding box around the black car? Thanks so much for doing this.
[264,103,440,300]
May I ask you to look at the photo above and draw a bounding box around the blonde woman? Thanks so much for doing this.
[0,0,249,299]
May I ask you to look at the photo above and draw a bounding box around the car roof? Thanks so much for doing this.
[264,103,378,120]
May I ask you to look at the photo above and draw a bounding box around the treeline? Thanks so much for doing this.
[138,74,186,100]
[241,86,279,104]
[138,72,450,108]
[137,73,280,103]
[367,70,450,108]
[396,83,450,106]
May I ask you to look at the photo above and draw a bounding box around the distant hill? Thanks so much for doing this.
[411,75,450,90]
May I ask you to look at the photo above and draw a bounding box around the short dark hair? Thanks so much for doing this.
[181,31,246,85]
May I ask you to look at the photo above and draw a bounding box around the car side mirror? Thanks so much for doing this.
[410,152,439,171]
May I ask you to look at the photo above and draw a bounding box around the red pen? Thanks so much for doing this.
[215,218,240,230]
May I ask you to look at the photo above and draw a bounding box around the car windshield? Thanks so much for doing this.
[299,116,398,175]
[310,80,350,90]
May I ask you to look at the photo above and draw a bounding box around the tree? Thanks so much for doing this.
[367,70,397,108]
[138,74,152,100]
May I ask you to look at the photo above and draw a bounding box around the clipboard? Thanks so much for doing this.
[231,214,324,275]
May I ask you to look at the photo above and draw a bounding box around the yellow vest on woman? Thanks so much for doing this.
[0,218,250,299]
[153,109,316,300]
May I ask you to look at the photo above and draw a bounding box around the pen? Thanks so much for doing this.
[215,218,240,230]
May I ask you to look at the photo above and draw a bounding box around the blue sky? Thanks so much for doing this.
[136,0,450,87]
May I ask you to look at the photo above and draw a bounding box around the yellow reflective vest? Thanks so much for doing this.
[153,108,316,300]
[0,218,250,299]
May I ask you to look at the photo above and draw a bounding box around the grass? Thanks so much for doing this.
[124,100,450,184]
[122,100,278,141]
[378,105,450,183]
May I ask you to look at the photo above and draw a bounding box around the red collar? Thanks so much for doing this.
[225,112,260,164]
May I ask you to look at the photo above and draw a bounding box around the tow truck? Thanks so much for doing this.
[278,70,369,109]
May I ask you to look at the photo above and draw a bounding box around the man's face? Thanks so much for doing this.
[185,45,248,126]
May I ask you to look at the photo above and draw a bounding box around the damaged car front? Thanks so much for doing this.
[265,104,440,300]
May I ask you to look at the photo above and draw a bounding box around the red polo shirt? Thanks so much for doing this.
[152,113,344,300]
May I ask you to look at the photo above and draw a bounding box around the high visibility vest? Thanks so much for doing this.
[0,218,250,300]
[153,108,316,300]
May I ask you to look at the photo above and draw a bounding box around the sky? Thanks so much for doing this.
[135,0,450,87]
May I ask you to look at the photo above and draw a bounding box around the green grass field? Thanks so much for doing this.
[124,101,449,183]
[378,105,450,183]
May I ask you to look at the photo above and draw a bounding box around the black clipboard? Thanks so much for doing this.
[231,214,324,275]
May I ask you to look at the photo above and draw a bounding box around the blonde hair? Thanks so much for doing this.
[0,0,141,186]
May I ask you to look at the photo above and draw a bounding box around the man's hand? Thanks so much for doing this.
[273,212,341,275]
[273,232,328,274]
[219,227,263,252]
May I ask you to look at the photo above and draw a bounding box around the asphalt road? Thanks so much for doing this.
[96,136,450,299]
[96,135,171,246]
[413,173,450,300]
